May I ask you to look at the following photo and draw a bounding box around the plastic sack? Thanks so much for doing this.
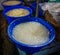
[39,3,60,24]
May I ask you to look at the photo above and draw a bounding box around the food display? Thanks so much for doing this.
[3,1,21,6]
[1,0,57,55]
[6,9,29,17]
[13,22,49,45]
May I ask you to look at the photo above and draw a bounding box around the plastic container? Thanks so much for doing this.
[30,2,44,17]
[2,1,23,9]
[8,17,55,54]
[3,6,33,23]
[49,11,60,24]
[48,3,60,25]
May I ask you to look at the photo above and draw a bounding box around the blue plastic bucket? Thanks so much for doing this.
[3,6,33,23]
[30,2,44,17]
[8,17,55,54]
[2,1,23,9]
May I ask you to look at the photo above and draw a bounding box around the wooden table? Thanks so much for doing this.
[0,10,60,55]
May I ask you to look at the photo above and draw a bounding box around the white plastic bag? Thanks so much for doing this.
[39,3,60,24]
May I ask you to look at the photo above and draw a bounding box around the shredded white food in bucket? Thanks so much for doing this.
[13,22,49,45]
[6,9,29,17]
[3,1,21,6]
